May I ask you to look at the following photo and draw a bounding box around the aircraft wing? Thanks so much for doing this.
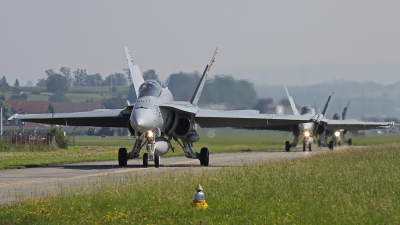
[8,108,131,127]
[194,109,311,128]
[321,119,394,131]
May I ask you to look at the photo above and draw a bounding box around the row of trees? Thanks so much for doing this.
[126,70,258,109]
[36,67,128,90]
[0,76,20,93]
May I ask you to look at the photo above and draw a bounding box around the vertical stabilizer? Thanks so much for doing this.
[190,47,218,107]
[124,47,145,97]
[342,100,350,120]
[285,87,299,115]
[321,92,334,117]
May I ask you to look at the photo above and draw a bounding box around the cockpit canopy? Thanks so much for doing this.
[333,113,341,120]
[300,105,313,115]
[138,80,161,98]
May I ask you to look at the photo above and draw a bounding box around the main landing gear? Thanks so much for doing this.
[118,140,210,168]
[199,147,209,166]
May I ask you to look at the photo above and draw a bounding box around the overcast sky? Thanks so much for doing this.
[1,1,399,86]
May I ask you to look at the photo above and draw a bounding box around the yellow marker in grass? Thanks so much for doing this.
[192,184,208,210]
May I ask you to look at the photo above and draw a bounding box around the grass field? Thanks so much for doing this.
[0,143,399,224]
[0,129,398,170]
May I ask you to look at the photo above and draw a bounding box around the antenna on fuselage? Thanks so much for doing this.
[124,47,145,97]
[190,47,218,107]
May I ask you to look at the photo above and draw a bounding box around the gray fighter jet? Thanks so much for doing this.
[8,47,320,168]
[261,88,393,152]
[323,101,352,149]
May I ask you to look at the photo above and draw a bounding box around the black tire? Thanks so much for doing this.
[348,139,352,146]
[143,153,148,168]
[118,148,128,167]
[154,154,160,168]
[200,147,209,166]
[303,143,306,151]
[329,141,334,150]
[308,143,312,151]
[285,141,291,152]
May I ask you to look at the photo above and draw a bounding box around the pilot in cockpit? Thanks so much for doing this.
[300,105,312,115]
[139,81,161,97]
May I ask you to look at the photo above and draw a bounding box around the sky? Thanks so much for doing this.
[1,1,400,87]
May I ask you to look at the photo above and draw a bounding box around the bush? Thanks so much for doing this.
[47,128,69,149]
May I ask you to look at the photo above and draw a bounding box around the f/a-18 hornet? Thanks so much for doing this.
[8,47,394,167]
[279,88,393,152]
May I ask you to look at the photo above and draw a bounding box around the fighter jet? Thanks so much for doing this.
[259,88,393,152]
[8,47,321,168]
[323,101,352,149]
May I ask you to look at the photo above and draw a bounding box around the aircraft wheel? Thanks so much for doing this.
[154,154,160,168]
[328,141,334,150]
[143,153,148,168]
[308,143,312,151]
[285,141,291,152]
[200,147,209,166]
[348,139,352,146]
[118,148,128,167]
[302,143,306,151]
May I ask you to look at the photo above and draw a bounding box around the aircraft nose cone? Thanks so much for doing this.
[299,122,314,132]
[130,108,156,133]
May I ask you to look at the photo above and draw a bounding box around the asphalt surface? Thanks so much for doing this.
[0,146,346,205]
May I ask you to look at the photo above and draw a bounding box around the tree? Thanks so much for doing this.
[0,76,10,93]
[0,93,12,118]
[73,69,88,86]
[45,69,56,77]
[60,67,73,86]
[47,128,69,149]
[46,74,69,93]
[14,79,19,87]
[102,96,126,109]
[36,78,46,86]
[25,80,33,86]
[85,73,103,86]
[49,92,71,102]
[143,69,161,84]
[166,72,201,101]
[102,73,127,86]
[126,84,137,103]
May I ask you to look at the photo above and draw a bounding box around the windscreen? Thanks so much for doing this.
[138,81,161,97]
[300,105,312,115]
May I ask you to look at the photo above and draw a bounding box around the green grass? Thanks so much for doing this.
[1,144,400,224]
[0,130,398,170]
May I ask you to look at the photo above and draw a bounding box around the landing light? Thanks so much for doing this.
[334,131,340,137]
[147,131,154,138]
[304,131,310,137]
